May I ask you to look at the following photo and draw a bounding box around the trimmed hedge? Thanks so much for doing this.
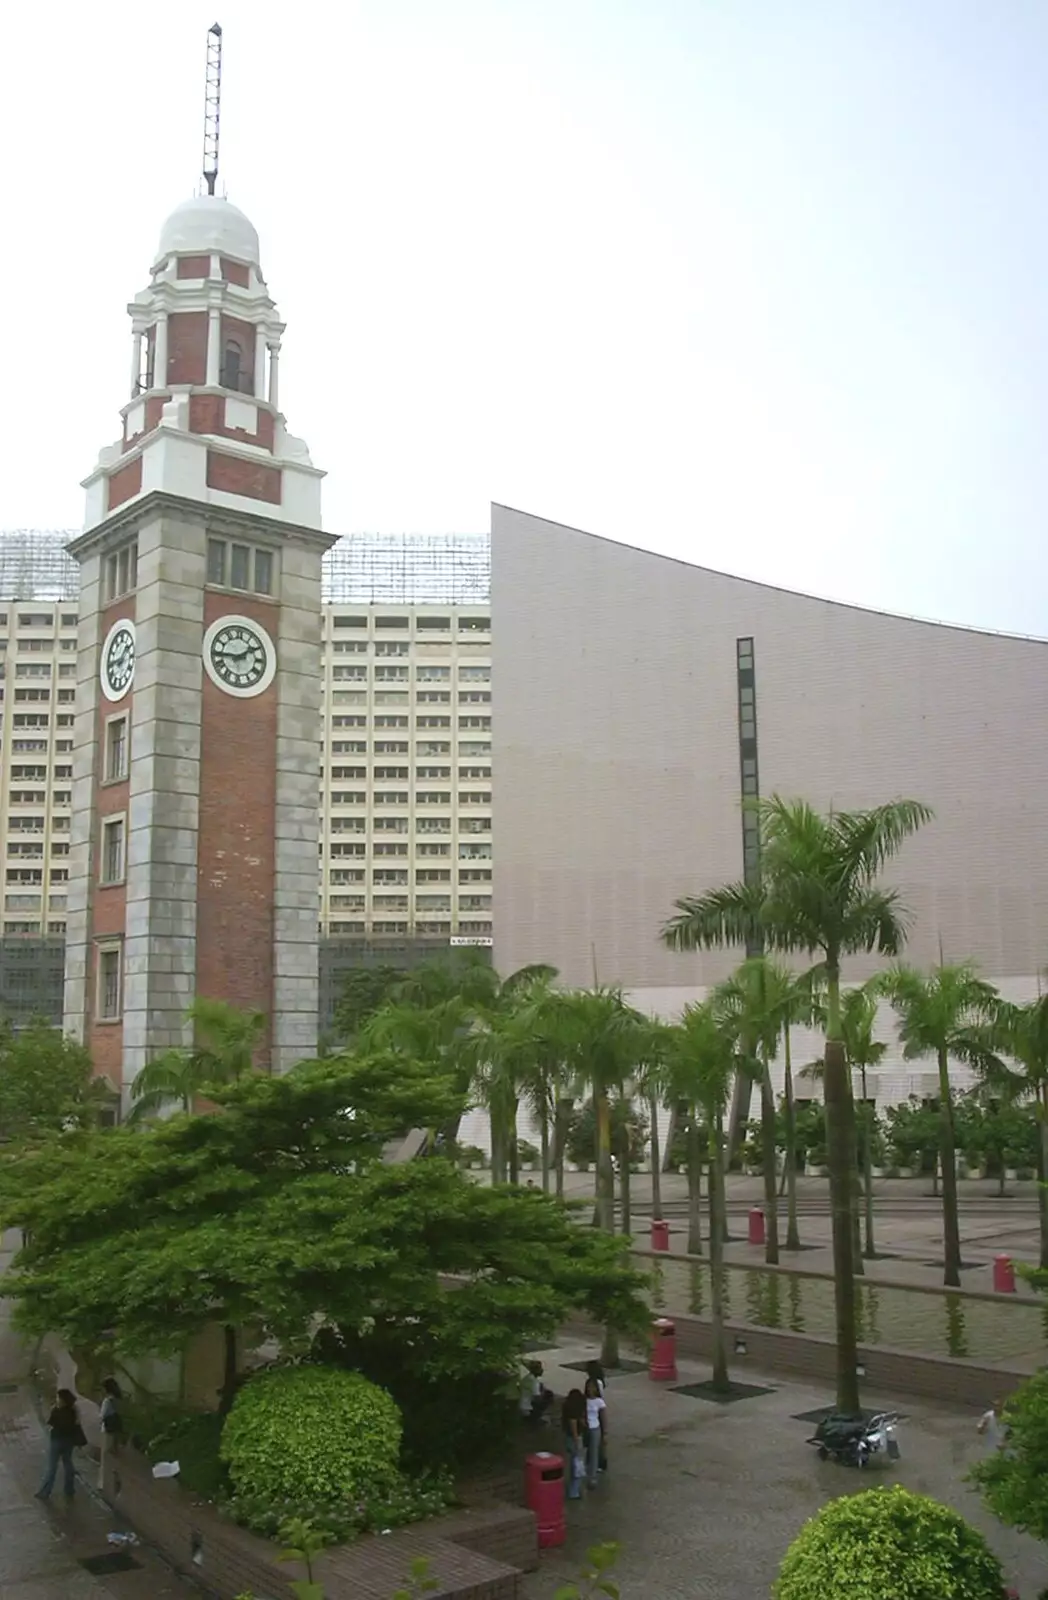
[774,1486,1005,1600]
[221,1366,402,1506]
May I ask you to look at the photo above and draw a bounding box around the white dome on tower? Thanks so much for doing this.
[155,195,261,268]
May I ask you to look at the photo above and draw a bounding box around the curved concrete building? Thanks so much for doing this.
[491,504,1048,1106]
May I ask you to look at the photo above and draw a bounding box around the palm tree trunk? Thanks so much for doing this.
[862,1103,877,1260]
[716,1143,730,1244]
[937,1048,962,1288]
[539,1101,551,1194]
[554,1097,571,1200]
[649,1094,663,1222]
[783,1028,801,1250]
[848,1070,864,1277]
[708,1108,730,1393]
[619,1131,632,1236]
[1039,1089,1048,1271]
[595,1090,615,1232]
[490,1106,507,1184]
[686,1113,703,1254]
[823,965,861,1417]
[508,1094,520,1185]
[759,1055,780,1265]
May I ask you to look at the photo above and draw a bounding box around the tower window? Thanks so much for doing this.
[220,339,249,393]
[96,942,123,1022]
[104,715,129,783]
[100,816,126,886]
[104,541,138,603]
[207,538,276,597]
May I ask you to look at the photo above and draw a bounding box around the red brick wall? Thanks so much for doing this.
[86,597,136,1086]
[195,590,279,1067]
[221,313,257,391]
[189,395,275,454]
[177,255,212,279]
[221,258,250,287]
[167,310,208,385]
[206,449,282,504]
[107,457,142,512]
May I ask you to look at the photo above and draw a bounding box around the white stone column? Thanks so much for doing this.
[131,329,143,396]
[206,307,221,386]
[268,343,280,411]
[254,326,267,399]
[153,313,169,391]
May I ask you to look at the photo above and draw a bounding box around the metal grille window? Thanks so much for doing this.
[97,944,123,1021]
[101,818,125,884]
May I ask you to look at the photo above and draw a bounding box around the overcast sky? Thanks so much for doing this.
[2,1,1046,634]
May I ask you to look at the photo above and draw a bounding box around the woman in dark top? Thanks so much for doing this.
[561,1388,587,1501]
[36,1388,84,1501]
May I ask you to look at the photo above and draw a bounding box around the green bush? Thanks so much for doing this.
[565,1097,648,1168]
[971,1368,1048,1542]
[221,1366,402,1506]
[774,1486,1004,1600]
[224,1469,456,1545]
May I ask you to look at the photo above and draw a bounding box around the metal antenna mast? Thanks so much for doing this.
[202,23,223,195]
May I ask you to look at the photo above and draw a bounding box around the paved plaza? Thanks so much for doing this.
[523,1339,1046,1599]
[0,1185,1045,1599]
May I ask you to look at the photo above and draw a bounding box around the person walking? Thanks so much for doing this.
[583,1375,607,1488]
[36,1388,85,1501]
[98,1377,123,1487]
[561,1388,587,1500]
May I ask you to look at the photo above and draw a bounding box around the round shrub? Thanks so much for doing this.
[220,1366,402,1505]
[774,1486,1005,1600]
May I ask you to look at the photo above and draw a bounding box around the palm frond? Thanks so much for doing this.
[663,880,766,952]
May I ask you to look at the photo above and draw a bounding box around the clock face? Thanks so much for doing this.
[202,614,277,699]
[100,619,136,702]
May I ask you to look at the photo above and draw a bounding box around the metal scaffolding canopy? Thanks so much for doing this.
[322,533,490,605]
[0,530,79,601]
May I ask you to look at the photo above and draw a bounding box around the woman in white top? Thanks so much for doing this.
[583,1376,607,1488]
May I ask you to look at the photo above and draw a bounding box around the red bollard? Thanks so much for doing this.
[994,1254,1016,1294]
[748,1207,765,1246]
[524,1452,565,1548]
[649,1317,678,1382]
[651,1218,670,1252]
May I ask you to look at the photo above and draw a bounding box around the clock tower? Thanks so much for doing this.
[64,193,333,1103]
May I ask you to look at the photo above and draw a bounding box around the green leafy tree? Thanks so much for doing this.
[0,1049,648,1420]
[128,999,265,1123]
[971,1368,1048,1543]
[662,1002,736,1390]
[332,964,406,1042]
[457,964,558,1182]
[664,794,932,1416]
[775,1485,1004,1600]
[0,1020,103,1141]
[880,963,1001,1286]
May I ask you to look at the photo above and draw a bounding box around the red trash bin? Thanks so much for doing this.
[649,1317,678,1382]
[651,1218,670,1252]
[748,1207,765,1246]
[993,1254,1016,1294]
[525,1452,565,1548]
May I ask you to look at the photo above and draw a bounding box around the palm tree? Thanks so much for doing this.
[987,993,1048,1266]
[547,986,649,1364]
[776,966,822,1250]
[127,999,264,1122]
[663,794,932,1417]
[714,957,792,1265]
[841,984,887,1260]
[634,1019,674,1225]
[465,966,559,1182]
[664,1002,738,1391]
[880,962,1001,1287]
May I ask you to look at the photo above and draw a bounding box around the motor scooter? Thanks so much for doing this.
[808,1410,901,1467]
